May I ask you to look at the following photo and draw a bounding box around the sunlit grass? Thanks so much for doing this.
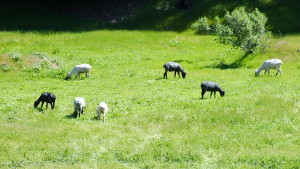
[0,30,300,168]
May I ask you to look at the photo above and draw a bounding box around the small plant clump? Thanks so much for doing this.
[1,63,12,72]
[7,52,22,62]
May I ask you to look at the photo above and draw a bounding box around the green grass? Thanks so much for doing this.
[1,30,300,168]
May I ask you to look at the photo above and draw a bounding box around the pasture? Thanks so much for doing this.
[0,30,300,168]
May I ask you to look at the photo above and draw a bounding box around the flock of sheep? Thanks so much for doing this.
[33,58,283,122]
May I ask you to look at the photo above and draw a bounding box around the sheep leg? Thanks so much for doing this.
[201,90,206,99]
[276,68,282,75]
[41,102,44,108]
[52,100,55,109]
[74,111,77,118]
[210,91,213,98]
[264,70,268,74]
[163,71,168,79]
[174,71,176,78]
[214,91,216,97]
[178,71,181,78]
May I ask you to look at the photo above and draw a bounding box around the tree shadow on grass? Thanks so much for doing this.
[213,52,253,69]
[173,60,193,64]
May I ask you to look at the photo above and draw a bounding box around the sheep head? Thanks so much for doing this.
[220,91,225,97]
[182,72,187,79]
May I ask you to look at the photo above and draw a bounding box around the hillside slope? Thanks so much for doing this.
[0,0,299,34]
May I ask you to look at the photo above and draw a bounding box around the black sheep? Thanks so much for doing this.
[163,62,187,79]
[34,92,56,109]
[201,81,225,99]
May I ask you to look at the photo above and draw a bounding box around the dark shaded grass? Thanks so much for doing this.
[0,0,299,34]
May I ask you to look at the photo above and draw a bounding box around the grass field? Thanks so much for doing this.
[1,30,300,168]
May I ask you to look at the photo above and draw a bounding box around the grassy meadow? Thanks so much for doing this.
[1,30,300,168]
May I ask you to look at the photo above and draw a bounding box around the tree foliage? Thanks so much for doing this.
[192,7,270,52]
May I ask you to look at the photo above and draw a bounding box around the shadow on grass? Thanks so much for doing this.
[155,77,164,80]
[213,52,253,69]
[34,107,55,112]
[64,113,76,119]
[35,107,44,112]
[173,60,194,64]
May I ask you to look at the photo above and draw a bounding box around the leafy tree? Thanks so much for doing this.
[192,7,270,52]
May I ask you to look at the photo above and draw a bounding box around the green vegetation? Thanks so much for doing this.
[1,0,300,34]
[196,7,270,53]
[1,30,300,168]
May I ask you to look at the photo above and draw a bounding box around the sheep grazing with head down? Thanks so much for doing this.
[163,62,187,79]
[65,64,92,80]
[34,92,56,109]
[201,81,225,99]
[97,102,108,122]
[74,97,86,118]
[255,59,283,76]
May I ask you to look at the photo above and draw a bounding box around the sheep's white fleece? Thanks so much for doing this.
[67,64,92,79]
[74,97,86,117]
[97,102,108,122]
[255,59,283,76]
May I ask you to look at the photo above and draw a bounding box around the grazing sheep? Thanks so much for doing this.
[163,62,187,79]
[201,81,225,99]
[97,102,108,122]
[34,92,56,109]
[255,59,283,76]
[74,97,86,118]
[65,64,92,80]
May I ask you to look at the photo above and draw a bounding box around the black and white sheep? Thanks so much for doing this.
[74,97,86,118]
[201,81,225,99]
[255,59,283,76]
[163,62,187,79]
[34,92,56,109]
[65,64,92,80]
[97,102,108,122]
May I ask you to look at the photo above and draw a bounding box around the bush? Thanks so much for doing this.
[193,7,270,53]
[191,17,210,33]
[218,7,269,52]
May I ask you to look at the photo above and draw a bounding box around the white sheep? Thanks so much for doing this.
[255,59,283,76]
[74,97,86,118]
[65,64,92,80]
[97,102,108,122]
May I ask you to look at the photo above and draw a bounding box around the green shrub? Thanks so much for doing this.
[193,7,270,53]
[191,17,210,33]
[216,7,270,52]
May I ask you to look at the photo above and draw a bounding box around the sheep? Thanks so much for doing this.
[97,102,108,122]
[201,81,225,99]
[65,64,92,80]
[163,62,187,79]
[74,97,86,118]
[34,92,56,109]
[255,59,283,76]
